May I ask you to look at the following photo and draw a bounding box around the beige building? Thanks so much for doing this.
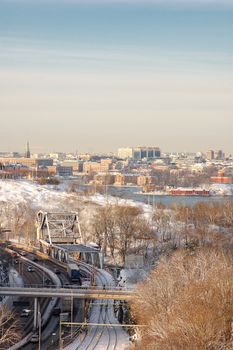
[83,162,101,174]
[94,173,115,185]
[118,148,134,159]
[115,173,138,186]
[0,157,36,167]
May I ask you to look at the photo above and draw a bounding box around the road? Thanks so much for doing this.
[0,248,61,350]
[1,246,130,350]
[16,249,84,350]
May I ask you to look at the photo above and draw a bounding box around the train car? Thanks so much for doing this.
[67,263,82,285]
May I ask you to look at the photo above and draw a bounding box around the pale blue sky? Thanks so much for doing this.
[0,0,232,153]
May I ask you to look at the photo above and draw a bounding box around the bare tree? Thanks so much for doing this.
[114,206,143,264]
[92,205,116,256]
[131,247,233,350]
[0,306,21,349]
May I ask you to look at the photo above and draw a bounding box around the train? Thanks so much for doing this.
[67,262,82,285]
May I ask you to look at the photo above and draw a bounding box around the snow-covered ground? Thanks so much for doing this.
[89,193,152,217]
[0,180,153,230]
[210,183,233,196]
[65,269,129,350]
[117,268,147,289]
[0,179,151,211]
[1,268,24,308]
[8,267,24,287]
[1,179,232,219]
[0,179,75,210]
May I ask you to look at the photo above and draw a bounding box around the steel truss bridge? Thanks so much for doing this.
[36,211,103,268]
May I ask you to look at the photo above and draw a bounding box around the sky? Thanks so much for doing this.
[0,0,232,154]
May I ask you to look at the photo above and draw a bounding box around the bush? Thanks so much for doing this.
[131,248,233,350]
[36,177,60,185]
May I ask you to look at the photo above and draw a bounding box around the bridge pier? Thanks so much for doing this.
[33,297,38,330]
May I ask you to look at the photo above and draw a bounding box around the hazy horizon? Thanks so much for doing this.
[0,1,232,154]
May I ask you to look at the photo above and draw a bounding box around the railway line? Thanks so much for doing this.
[1,244,129,350]
[64,261,128,350]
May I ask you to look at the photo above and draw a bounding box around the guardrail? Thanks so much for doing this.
[0,286,134,300]
[0,282,133,291]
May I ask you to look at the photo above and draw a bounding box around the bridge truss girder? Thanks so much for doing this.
[37,211,82,245]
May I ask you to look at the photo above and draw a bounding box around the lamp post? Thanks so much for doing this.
[71,291,74,338]
[38,310,41,350]
[59,320,63,350]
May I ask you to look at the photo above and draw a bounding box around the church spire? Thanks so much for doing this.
[25,141,31,158]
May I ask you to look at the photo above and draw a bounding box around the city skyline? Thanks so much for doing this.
[0,0,232,153]
[0,142,230,157]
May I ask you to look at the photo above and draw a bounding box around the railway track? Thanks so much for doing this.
[64,261,126,350]
[2,244,128,350]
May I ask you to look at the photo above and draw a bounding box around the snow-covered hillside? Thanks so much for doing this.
[0,179,152,213]
[0,180,75,211]
[210,183,233,196]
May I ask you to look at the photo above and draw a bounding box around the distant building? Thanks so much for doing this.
[137,175,157,186]
[206,150,215,160]
[12,152,21,158]
[115,173,138,185]
[118,146,161,160]
[206,149,225,161]
[83,160,112,174]
[94,173,115,185]
[210,170,232,184]
[36,159,53,167]
[49,152,66,161]
[118,148,134,159]
[78,153,91,161]
[83,162,101,174]
[56,166,73,177]
[0,157,36,167]
[214,150,225,160]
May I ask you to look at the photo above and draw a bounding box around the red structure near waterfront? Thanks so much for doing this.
[210,171,232,184]
[169,188,210,196]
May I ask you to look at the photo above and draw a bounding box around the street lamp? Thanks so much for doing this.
[51,333,56,345]
[38,310,41,350]
[59,321,63,350]
[71,291,74,338]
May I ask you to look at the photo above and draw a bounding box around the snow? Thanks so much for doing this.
[210,183,233,196]
[0,180,132,349]
[0,179,152,213]
[117,269,147,289]
[88,193,153,221]
[0,179,74,210]
[1,268,24,308]
[8,267,24,287]
[64,269,129,350]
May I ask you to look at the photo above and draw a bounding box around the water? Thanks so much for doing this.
[79,184,233,207]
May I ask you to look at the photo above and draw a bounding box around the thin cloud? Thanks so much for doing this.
[2,0,233,5]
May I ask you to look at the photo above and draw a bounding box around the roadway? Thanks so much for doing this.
[0,248,62,350]
[0,249,52,349]
[1,245,131,350]
[9,247,85,350]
